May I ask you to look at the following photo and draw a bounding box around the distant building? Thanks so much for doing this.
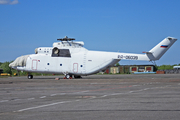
[105,65,155,74]
[128,65,155,73]
[173,66,180,69]
[157,66,180,74]
[0,69,3,74]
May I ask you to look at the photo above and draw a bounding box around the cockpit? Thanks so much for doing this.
[52,48,71,57]
[9,36,84,68]
[35,36,84,57]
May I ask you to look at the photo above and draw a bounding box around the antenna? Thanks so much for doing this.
[57,36,75,41]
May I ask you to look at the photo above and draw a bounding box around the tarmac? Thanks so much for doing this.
[0,74,180,120]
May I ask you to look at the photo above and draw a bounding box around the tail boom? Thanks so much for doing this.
[116,37,177,61]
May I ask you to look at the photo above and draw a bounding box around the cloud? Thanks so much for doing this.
[0,0,19,5]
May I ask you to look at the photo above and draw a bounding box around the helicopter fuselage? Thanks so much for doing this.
[9,36,177,79]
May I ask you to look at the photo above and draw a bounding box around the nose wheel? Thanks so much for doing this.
[28,75,33,79]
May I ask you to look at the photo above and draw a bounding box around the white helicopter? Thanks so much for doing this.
[9,36,177,79]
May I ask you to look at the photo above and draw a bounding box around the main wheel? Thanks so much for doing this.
[66,74,70,79]
[64,74,72,79]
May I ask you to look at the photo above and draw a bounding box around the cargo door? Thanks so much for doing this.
[32,59,37,70]
[73,63,78,73]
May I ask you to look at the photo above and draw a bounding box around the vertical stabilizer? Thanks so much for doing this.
[149,37,177,60]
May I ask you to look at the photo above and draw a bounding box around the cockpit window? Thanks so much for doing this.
[52,47,59,57]
[52,48,71,57]
[59,49,71,57]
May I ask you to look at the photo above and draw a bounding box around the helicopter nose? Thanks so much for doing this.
[9,65,17,69]
[9,62,14,68]
[9,55,29,68]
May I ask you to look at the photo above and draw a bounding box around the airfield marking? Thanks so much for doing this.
[50,94,57,96]
[0,85,133,103]
[40,96,46,99]
[1,81,172,113]
[13,84,171,113]
[15,101,72,112]
[99,85,171,98]
[0,82,161,104]
[0,100,9,103]
[13,99,22,101]
[27,98,35,100]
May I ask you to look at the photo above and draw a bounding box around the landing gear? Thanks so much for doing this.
[28,75,33,79]
[63,74,72,79]
[63,73,82,79]
[74,75,82,79]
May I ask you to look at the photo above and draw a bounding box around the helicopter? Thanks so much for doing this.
[9,36,177,79]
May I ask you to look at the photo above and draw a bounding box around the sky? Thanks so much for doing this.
[0,0,179,65]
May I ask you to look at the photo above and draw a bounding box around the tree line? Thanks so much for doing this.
[0,61,45,76]
[0,61,13,74]
[157,64,180,70]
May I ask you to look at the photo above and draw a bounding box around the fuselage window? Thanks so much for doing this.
[52,48,71,57]
[59,49,71,57]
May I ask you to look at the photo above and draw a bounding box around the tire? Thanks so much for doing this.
[65,74,70,79]
[65,74,72,79]
[74,75,82,79]
[28,75,33,79]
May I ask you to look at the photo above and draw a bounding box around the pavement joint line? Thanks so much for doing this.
[27,98,35,100]
[143,88,150,90]
[73,90,90,94]
[132,85,140,87]
[14,101,72,112]
[13,99,22,101]
[101,95,107,98]
[0,100,9,103]
[99,85,172,98]
[50,94,57,96]
[40,96,46,99]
